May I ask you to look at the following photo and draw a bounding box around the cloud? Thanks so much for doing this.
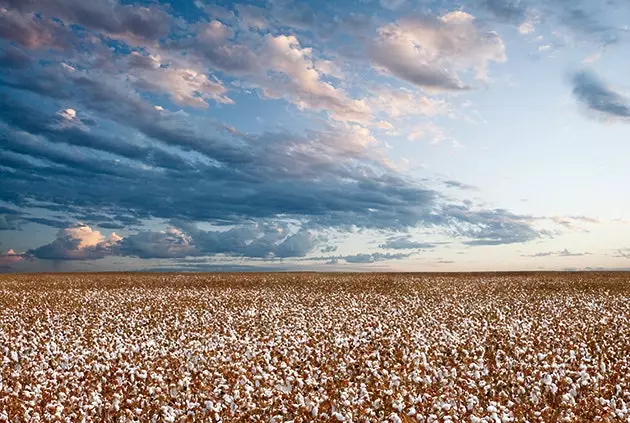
[0,46,32,69]
[549,215,600,230]
[0,1,547,263]
[257,34,372,122]
[320,245,338,253]
[131,64,234,108]
[120,227,198,259]
[442,205,544,245]
[368,87,451,119]
[571,70,630,121]
[119,221,319,260]
[0,214,20,230]
[0,249,24,266]
[522,248,590,257]
[480,0,624,45]
[173,20,260,74]
[379,0,408,11]
[378,236,435,250]
[368,12,506,91]
[178,222,320,259]
[614,248,630,259]
[443,180,478,190]
[2,0,170,42]
[0,8,73,49]
[156,26,372,122]
[481,0,527,23]
[557,6,622,45]
[344,252,412,263]
[29,223,121,260]
[273,229,317,258]
[236,4,268,30]
[0,87,441,231]
[408,123,455,145]
[268,0,316,31]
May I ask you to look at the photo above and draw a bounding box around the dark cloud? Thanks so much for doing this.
[0,214,20,230]
[0,46,32,69]
[97,222,126,230]
[0,206,21,215]
[0,0,170,41]
[378,236,436,250]
[572,70,630,120]
[119,228,197,259]
[23,217,73,228]
[0,8,74,49]
[144,263,291,272]
[0,97,198,173]
[168,30,260,74]
[119,221,319,260]
[0,77,444,230]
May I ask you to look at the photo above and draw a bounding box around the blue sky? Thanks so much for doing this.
[1,0,630,272]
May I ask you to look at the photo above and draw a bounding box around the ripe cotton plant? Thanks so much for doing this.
[1,273,630,422]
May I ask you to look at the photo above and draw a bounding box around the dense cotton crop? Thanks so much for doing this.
[1,272,630,422]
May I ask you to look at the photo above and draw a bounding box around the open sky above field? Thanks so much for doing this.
[1,0,630,272]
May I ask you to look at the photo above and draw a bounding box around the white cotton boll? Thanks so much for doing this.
[333,412,346,421]
[390,413,402,423]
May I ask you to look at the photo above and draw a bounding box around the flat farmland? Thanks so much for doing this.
[1,273,630,422]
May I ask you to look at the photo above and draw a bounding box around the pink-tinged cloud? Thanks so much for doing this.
[368,11,506,91]
[0,249,24,266]
[29,223,121,260]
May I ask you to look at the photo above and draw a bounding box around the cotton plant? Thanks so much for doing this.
[1,273,629,422]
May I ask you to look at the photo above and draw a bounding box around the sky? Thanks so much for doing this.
[1,0,630,272]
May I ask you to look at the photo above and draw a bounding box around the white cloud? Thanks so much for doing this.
[0,249,24,266]
[259,34,372,122]
[408,123,456,146]
[55,107,90,130]
[369,12,506,91]
[369,87,451,118]
[58,108,76,120]
[132,64,234,108]
[199,20,234,43]
[30,224,121,260]
[518,22,535,34]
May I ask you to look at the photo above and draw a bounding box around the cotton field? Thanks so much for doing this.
[1,273,630,422]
